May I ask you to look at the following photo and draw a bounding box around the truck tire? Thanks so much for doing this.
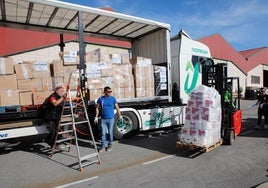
[114,111,138,139]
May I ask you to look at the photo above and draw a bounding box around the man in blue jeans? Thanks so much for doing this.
[94,86,122,152]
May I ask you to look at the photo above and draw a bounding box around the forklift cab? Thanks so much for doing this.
[202,61,242,145]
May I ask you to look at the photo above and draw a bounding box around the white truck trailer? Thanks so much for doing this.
[0,0,218,147]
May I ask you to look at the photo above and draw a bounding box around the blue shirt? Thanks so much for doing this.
[97,95,117,119]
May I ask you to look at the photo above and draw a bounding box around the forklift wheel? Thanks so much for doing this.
[225,130,235,145]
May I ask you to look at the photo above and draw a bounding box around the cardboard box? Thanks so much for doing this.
[95,48,109,62]
[52,76,64,89]
[19,92,33,106]
[0,74,17,89]
[17,78,42,92]
[112,64,132,76]
[29,61,51,78]
[86,51,98,63]
[33,91,53,105]
[0,89,20,106]
[109,54,122,64]
[50,60,64,77]
[63,65,78,78]
[124,75,134,87]
[41,77,53,91]
[89,89,102,101]
[14,63,34,79]
[61,51,79,65]
[136,87,146,98]
[0,57,14,75]
[113,87,124,99]
[130,57,152,67]
[124,87,135,98]
[121,53,130,64]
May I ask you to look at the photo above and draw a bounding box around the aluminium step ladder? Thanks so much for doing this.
[50,87,101,172]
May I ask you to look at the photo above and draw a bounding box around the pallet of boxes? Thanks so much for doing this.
[176,85,223,152]
[0,57,21,113]
[71,48,157,101]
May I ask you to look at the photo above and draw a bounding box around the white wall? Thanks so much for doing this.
[247,65,263,88]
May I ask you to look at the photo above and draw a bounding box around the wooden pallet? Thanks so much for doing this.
[176,139,223,153]
[0,105,21,113]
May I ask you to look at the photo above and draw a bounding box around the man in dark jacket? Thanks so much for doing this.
[255,87,268,129]
[40,86,66,148]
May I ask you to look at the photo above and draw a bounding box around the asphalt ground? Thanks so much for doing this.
[0,99,267,188]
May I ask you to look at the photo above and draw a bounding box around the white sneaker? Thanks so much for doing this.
[254,125,261,130]
[98,148,105,153]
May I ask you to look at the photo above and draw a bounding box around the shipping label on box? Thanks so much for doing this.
[0,57,14,75]
[131,57,152,67]
[0,89,20,106]
[26,61,51,78]
[61,51,79,65]
[0,74,17,89]
[109,54,122,64]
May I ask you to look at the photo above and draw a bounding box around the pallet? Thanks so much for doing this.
[0,105,21,113]
[176,139,223,153]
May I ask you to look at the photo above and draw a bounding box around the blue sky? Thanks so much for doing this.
[60,0,268,51]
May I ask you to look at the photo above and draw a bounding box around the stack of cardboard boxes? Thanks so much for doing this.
[0,57,19,106]
[85,47,136,100]
[0,47,165,108]
[15,61,53,106]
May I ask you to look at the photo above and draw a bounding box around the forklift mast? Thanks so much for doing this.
[202,61,242,144]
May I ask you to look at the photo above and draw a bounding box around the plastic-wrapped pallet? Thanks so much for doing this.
[179,85,222,147]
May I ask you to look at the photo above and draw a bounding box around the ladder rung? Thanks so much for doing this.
[60,122,73,126]
[81,160,100,168]
[80,153,98,161]
[62,114,72,117]
[56,137,74,143]
[54,144,71,150]
[75,121,89,125]
[58,130,73,134]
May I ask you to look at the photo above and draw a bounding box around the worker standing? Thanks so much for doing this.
[255,87,268,129]
[94,86,122,152]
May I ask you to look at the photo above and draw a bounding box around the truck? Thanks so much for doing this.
[0,0,241,148]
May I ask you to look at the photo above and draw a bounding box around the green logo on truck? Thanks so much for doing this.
[192,48,208,55]
[184,60,200,95]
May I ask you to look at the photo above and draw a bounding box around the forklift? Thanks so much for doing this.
[201,60,242,145]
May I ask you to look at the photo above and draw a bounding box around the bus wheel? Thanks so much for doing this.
[114,111,138,139]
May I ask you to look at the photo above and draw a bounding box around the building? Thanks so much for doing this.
[199,34,268,96]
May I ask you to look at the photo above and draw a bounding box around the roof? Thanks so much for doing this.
[0,0,170,42]
[239,47,268,72]
[198,34,248,74]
